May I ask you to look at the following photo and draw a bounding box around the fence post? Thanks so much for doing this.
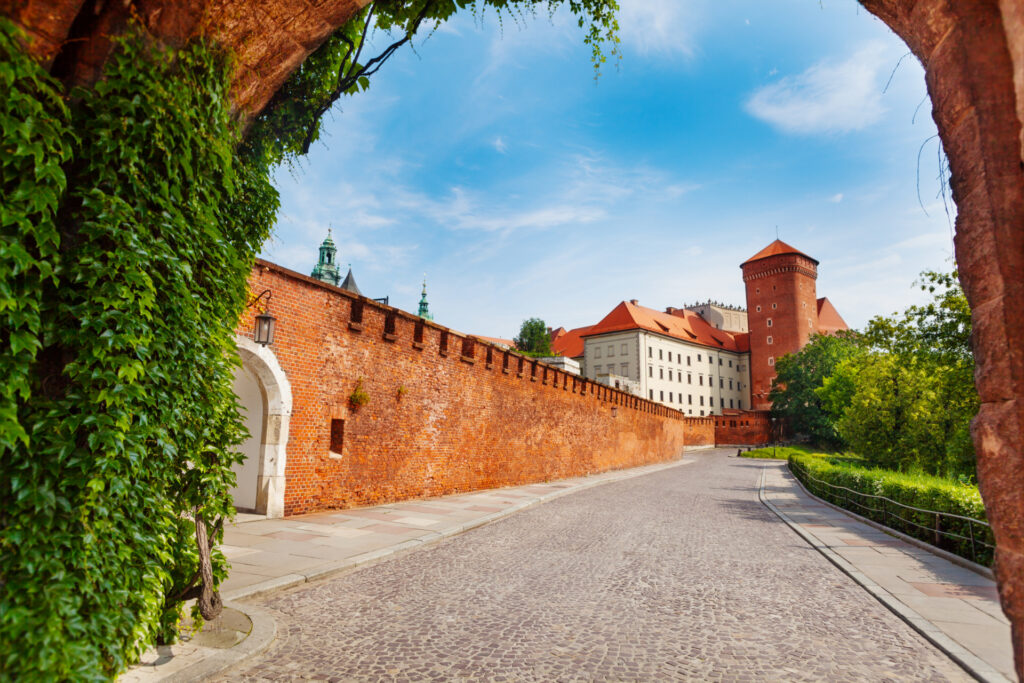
[934,512,941,548]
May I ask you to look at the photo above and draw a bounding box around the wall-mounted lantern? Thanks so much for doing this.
[249,289,276,346]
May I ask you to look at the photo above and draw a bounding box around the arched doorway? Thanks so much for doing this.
[233,335,293,518]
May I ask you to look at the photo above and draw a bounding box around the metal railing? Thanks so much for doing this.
[788,459,994,566]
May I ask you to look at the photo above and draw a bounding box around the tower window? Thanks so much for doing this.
[767,319,773,327]
[768,357,775,366]
[772,303,777,309]
[767,336,773,345]
[756,305,761,312]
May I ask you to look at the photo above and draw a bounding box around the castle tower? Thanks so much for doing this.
[417,276,433,321]
[741,239,820,410]
[311,229,341,286]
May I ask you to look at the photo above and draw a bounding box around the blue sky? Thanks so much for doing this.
[262,0,955,339]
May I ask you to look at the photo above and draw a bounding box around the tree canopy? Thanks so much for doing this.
[514,318,554,355]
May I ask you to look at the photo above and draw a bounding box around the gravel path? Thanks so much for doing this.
[225,450,969,681]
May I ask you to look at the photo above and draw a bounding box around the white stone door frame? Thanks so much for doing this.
[235,335,292,518]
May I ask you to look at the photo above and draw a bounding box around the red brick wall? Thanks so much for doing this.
[714,411,772,446]
[682,417,715,447]
[239,260,693,515]
[743,254,820,410]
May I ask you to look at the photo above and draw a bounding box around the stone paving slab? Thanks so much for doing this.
[118,456,697,682]
[759,461,1013,682]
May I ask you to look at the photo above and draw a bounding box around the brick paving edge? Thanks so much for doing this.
[158,602,277,683]
[757,464,1010,683]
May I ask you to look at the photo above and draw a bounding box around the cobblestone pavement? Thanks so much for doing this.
[224,451,971,681]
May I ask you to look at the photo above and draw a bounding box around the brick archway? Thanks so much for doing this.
[3,0,1024,675]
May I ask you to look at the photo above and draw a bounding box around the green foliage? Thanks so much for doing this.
[788,452,992,566]
[769,333,862,449]
[769,271,977,479]
[738,445,819,460]
[0,21,72,453]
[247,0,620,165]
[350,378,371,409]
[0,24,277,679]
[514,317,553,355]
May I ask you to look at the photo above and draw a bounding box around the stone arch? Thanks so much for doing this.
[234,335,292,518]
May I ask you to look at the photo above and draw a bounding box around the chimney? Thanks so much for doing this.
[629,299,638,306]
[665,307,677,315]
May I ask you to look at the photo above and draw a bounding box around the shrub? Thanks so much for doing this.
[787,452,992,566]
[739,445,817,460]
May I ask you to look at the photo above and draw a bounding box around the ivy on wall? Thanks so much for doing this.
[0,21,277,679]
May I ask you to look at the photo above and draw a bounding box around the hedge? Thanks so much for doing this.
[787,453,993,566]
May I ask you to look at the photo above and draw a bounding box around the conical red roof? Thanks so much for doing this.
[741,239,818,266]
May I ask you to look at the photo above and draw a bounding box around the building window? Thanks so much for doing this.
[729,379,733,389]
[608,345,615,357]
[621,343,627,355]
[700,396,704,406]
[659,368,664,379]
[687,356,691,366]
[768,357,775,366]
[595,347,601,358]
[700,410,705,416]
[648,366,653,377]
[660,391,664,401]
[330,419,345,454]
[687,374,692,384]
[668,370,673,381]
[772,303,777,309]
[756,305,761,312]
[688,395,692,405]
[729,360,733,368]
[720,398,724,407]
[659,349,663,360]
[730,399,734,409]
[648,347,652,357]
[649,389,654,399]
[767,318,773,327]
[719,378,723,388]
[669,392,673,403]
[697,354,702,362]
[699,376,703,386]
[595,365,601,374]
[620,363,628,375]
[719,358,723,366]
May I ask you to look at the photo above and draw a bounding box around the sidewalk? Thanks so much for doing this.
[120,455,697,681]
[759,460,1014,683]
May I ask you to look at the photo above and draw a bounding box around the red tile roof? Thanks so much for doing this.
[475,335,516,349]
[815,297,849,334]
[580,301,749,353]
[551,326,593,358]
[742,239,819,266]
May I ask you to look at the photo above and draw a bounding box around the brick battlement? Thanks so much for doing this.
[237,259,705,515]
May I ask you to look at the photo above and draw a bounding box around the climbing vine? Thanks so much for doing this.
[0,21,277,679]
[0,0,616,678]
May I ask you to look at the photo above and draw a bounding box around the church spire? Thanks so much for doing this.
[418,275,433,321]
[311,228,341,286]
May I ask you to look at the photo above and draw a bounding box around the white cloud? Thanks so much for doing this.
[493,136,507,153]
[745,42,891,134]
[829,193,844,203]
[617,0,702,58]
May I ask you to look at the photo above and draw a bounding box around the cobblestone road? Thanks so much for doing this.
[225,451,969,681]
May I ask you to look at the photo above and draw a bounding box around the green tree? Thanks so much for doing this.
[769,333,862,449]
[514,318,554,355]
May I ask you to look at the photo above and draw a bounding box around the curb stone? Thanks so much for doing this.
[757,464,1010,683]
[157,603,277,683]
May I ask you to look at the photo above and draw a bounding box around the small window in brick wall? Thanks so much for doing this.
[414,319,425,345]
[330,419,345,454]
[349,300,364,329]
[461,336,475,360]
[383,312,397,341]
[439,330,449,356]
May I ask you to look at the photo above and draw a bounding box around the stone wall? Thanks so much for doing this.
[714,412,772,446]
[239,260,695,515]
